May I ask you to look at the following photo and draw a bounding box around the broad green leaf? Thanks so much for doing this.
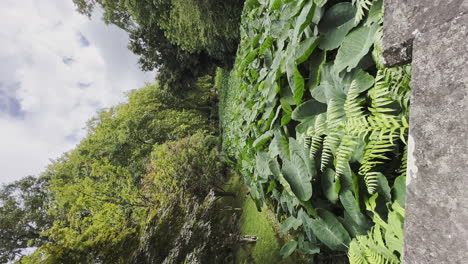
[339,190,369,228]
[269,0,282,11]
[310,210,351,251]
[268,157,282,178]
[268,129,289,159]
[321,169,339,203]
[251,34,262,48]
[295,116,316,134]
[392,175,406,208]
[318,2,356,50]
[281,138,313,201]
[255,151,271,179]
[295,36,320,64]
[281,158,307,199]
[281,113,292,126]
[269,158,295,196]
[280,216,302,233]
[299,209,317,242]
[293,0,316,41]
[375,172,391,202]
[293,66,305,105]
[339,212,369,237]
[267,181,277,193]
[334,24,379,72]
[291,99,327,121]
[311,63,346,103]
[280,240,298,258]
[259,35,273,55]
[253,130,274,149]
[281,75,296,105]
[290,136,316,180]
[270,105,282,129]
[280,190,299,215]
[286,62,304,105]
[300,241,320,255]
[314,0,327,8]
[280,98,293,114]
[307,49,326,92]
[342,69,375,94]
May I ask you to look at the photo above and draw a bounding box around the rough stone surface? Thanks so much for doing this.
[383,0,468,66]
[404,13,468,264]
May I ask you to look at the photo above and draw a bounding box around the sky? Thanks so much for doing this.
[0,0,155,183]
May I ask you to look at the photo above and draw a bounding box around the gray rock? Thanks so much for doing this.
[384,1,468,263]
[383,0,468,67]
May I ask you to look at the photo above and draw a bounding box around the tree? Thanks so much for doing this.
[0,176,52,263]
[143,132,227,205]
[72,0,243,92]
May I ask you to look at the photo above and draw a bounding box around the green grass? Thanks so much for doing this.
[221,174,299,264]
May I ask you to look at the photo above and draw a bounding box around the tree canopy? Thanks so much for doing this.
[72,0,243,92]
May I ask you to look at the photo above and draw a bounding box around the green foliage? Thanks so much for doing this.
[158,0,242,61]
[218,0,410,262]
[0,176,52,263]
[10,79,222,262]
[72,0,244,92]
[143,132,225,204]
[348,200,404,264]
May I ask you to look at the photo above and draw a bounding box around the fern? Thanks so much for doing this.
[335,134,359,179]
[320,132,342,171]
[348,202,404,264]
[352,0,374,24]
[399,146,408,177]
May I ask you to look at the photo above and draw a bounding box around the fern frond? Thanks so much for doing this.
[345,80,366,119]
[349,239,369,264]
[369,80,394,115]
[304,135,312,149]
[345,115,370,138]
[348,202,404,264]
[310,135,323,159]
[399,145,408,177]
[372,26,385,69]
[352,0,374,24]
[335,135,359,179]
[363,172,379,194]
[315,113,327,135]
[321,132,341,171]
[326,98,346,129]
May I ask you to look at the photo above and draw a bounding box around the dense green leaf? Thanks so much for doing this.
[310,210,351,251]
[392,175,406,207]
[280,216,302,233]
[281,138,313,201]
[321,169,339,203]
[280,240,298,258]
[293,0,316,41]
[291,99,327,121]
[255,151,271,179]
[318,2,356,50]
[375,172,392,202]
[295,36,320,64]
[334,24,379,72]
[340,190,370,229]
[253,130,274,149]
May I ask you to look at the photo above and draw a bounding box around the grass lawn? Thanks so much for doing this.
[221,174,299,264]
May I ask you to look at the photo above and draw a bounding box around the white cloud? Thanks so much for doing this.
[0,0,155,183]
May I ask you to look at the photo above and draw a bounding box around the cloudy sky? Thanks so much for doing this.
[0,0,155,183]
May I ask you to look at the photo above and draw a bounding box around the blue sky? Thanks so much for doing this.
[0,0,155,183]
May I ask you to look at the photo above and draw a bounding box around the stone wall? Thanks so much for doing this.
[383,1,468,263]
